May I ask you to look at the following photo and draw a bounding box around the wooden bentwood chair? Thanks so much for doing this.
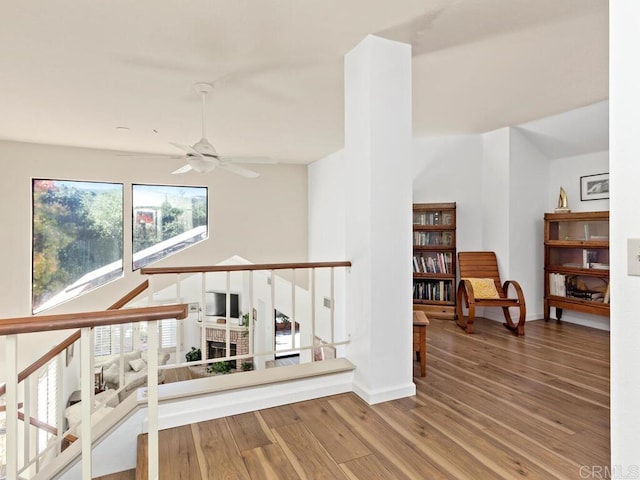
[456,251,526,336]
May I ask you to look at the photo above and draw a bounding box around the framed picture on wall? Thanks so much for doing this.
[580,173,609,201]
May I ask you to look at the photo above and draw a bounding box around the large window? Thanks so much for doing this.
[94,320,177,357]
[32,180,123,313]
[132,184,208,269]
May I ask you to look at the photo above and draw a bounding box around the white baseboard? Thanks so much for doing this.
[352,380,416,405]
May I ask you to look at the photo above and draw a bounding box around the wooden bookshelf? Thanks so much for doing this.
[412,202,456,319]
[544,211,609,320]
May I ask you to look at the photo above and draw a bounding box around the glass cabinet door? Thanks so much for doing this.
[548,219,608,242]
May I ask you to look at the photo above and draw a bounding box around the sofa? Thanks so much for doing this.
[64,388,119,432]
[95,350,170,400]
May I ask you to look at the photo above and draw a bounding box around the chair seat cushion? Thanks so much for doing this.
[463,278,500,299]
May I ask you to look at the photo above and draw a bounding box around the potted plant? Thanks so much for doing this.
[185,346,202,363]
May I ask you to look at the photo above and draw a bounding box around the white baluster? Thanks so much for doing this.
[56,351,64,455]
[6,334,18,480]
[291,269,296,350]
[311,268,316,359]
[201,273,207,361]
[249,270,254,359]
[330,267,335,344]
[176,273,183,361]
[147,319,159,480]
[22,378,30,470]
[80,327,93,479]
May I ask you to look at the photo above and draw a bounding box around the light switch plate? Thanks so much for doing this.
[628,239,640,275]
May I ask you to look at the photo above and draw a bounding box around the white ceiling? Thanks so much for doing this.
[0,0,608,165]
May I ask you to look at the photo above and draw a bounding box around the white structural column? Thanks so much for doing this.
[344,35,415,404]
[610,0,640,474]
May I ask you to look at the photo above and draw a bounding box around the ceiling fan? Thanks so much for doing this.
[170,82,274,177]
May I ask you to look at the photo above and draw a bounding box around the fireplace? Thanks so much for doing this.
[205,324,250,369]
[208,341,237,368]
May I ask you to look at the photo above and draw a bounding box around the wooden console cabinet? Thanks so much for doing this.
[544,211,609,320]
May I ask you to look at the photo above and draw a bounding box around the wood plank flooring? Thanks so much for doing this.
[99,317,611,480]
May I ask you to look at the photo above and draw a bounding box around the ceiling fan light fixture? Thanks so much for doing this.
[193,138,217,156]
[188,157,216,173]
[168,81,268,177]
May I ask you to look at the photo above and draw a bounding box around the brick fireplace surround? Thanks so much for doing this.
[205,322,250,362]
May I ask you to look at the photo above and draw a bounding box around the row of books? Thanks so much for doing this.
[413,253,452,274]
[413,280,452,301]
[413,231,453,246]
[413,211,453,226]
[548,273,610,303]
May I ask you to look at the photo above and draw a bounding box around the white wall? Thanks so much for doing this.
[412,134,484,253]
[308,149,348,354]
[308,149,346,260]
[509,128,549,320]
[0,139,308,376]
[481,128,512,270]
[548,150,609,213]
[611,0,640,471]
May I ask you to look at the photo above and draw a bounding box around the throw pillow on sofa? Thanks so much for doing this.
[129,358,147,372]
[103,363,120,388]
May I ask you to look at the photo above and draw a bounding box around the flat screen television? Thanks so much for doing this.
[206,291,240,318]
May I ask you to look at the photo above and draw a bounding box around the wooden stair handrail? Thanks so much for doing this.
[0,280,150,398]
[0,304,188,336]
[141,260,351,275]
[108,280,149,310]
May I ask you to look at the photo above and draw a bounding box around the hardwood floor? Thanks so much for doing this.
[106,317,611,480]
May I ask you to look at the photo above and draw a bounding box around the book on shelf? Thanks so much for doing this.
[413,279,452,302]
[590,263,610,270]
[412,253,452,274]
[414,232,452,246]
[549,273,566,297]
[582,249,598,268]
[413,211,448,226]
[568,290,604,301]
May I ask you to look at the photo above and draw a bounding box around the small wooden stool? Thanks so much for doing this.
[413,310,429,377]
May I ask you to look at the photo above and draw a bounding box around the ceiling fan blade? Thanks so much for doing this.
[221,156,277,165]
[169,142,202,157]
[172,164,194,174]
[221,163,260,178]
